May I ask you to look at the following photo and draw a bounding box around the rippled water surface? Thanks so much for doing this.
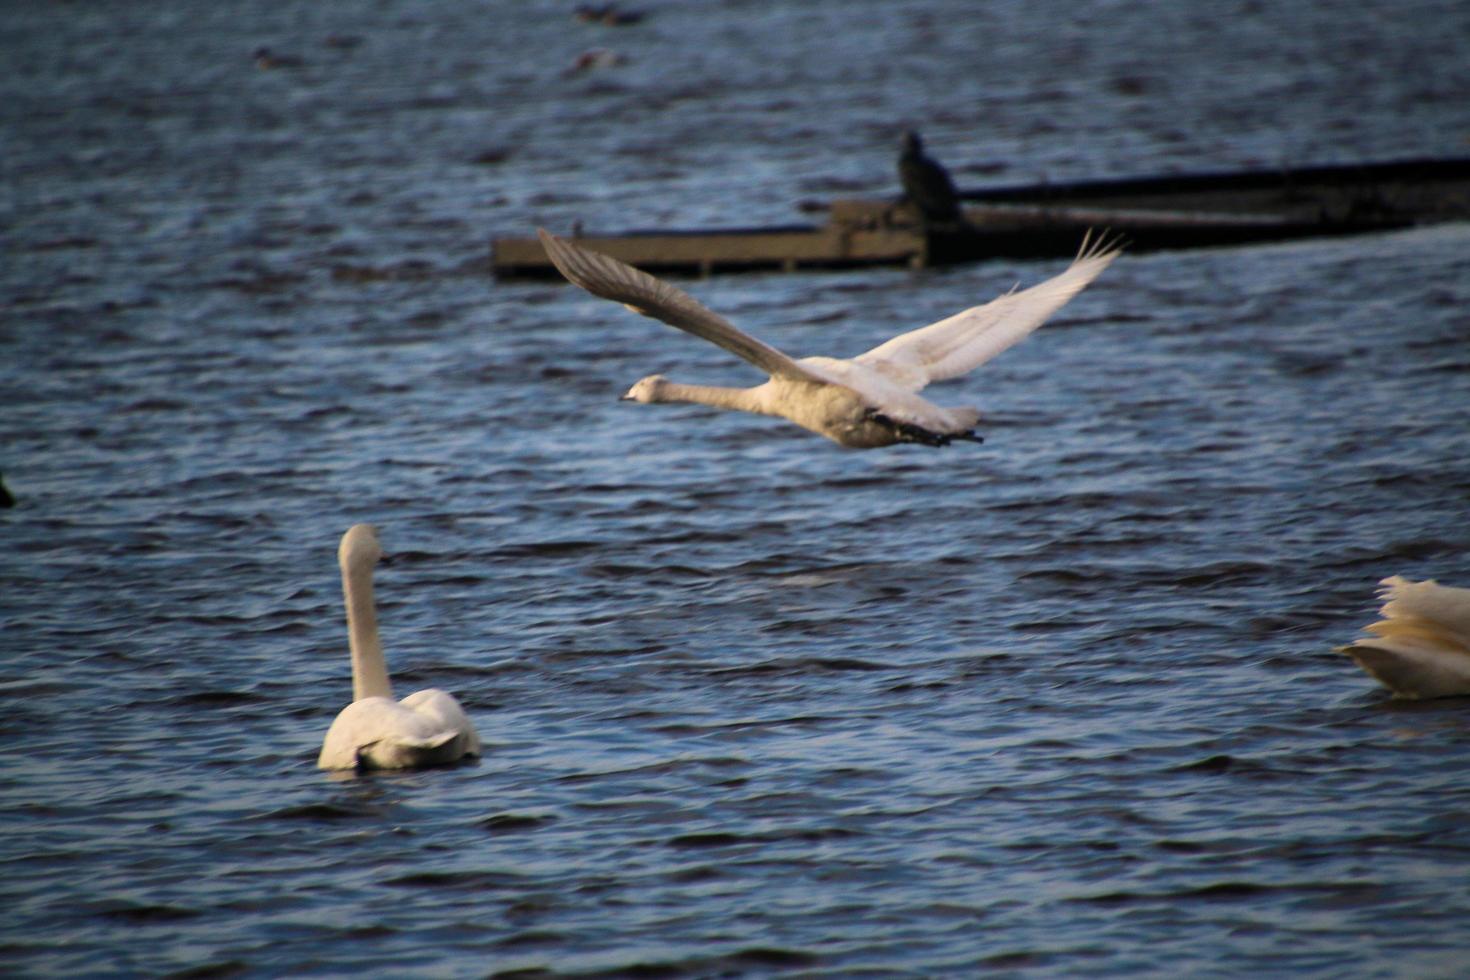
[4,1,1470,976]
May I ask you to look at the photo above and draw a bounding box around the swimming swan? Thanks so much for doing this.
[538,228,1122,448]
[318,524,482,769]
[1340,575,1470,699]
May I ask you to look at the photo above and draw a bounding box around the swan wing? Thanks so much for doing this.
[320,697,398,769]
[318,693,480,770]
[400,688,482,756]
[855,230,1124,391]
[538,230,833,384]
[1378,576,1470,646]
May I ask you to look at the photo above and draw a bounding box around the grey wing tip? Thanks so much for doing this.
[537,226,565,266]
[536,226,652,310]
[537,227,570,265]
[537,227,596,289]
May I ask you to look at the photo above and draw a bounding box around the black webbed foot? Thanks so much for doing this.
[869,411,959,448]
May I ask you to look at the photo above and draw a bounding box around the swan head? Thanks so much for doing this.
[621,374,670,403]
[338,523,385,572]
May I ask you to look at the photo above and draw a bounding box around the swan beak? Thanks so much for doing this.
[619,393,634,401]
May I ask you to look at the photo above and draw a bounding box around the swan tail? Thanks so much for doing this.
[357,730,475,770]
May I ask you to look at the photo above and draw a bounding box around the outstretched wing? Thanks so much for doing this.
[856,230,1124,391]
[539,230,833,384]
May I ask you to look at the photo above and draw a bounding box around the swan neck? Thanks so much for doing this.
[343,560,393,702]
[656,381,767,414]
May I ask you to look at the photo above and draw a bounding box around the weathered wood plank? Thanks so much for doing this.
[492,156,1470,278]
[494,226,925,276]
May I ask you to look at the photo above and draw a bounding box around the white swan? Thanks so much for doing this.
[538,228,1122,448]
[318,524,482,770]
[1340,575,1470,699]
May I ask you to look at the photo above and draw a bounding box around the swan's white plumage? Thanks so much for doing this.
[539,228,1121,448]
[854,229,1120,390]
[318,524,481,770]
[1340,575,1470,699]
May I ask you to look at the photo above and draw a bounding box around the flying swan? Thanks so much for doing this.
[318,524,482,770]
[538,227,1122,448]
[1339,575,1470,699]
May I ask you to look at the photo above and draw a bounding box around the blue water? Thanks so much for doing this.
[4,1,1470,976]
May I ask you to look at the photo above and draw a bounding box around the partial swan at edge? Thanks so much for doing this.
[1339,575,1470,699]
[538,228,1122,449]
[318,524,482,770]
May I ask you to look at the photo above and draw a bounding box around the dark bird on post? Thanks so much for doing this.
[898,130,964,227]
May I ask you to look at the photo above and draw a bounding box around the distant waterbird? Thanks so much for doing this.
[566,47,628,74]
[574,3,646,26]
[1340,576,1470,699]
[318,525,481,770]
[898,130,965,227]
[252,47,304,70]
[538,227,1123,449]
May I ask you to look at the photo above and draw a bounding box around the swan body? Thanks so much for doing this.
[318,524,481,770]
[1340,575,1470,699]
[539,228,1121,448]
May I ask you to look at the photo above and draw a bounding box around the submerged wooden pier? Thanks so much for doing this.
[492,156,1470,277]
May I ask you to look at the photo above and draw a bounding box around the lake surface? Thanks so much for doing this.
[3,1,1469,976]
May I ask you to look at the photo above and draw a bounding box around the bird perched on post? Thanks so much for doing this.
[898,130,965,228]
